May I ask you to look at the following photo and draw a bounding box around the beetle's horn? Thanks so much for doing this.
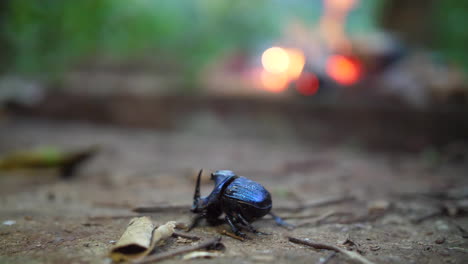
[193,169,202,205]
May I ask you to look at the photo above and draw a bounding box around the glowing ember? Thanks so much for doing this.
[262,47,290,74]
[326,55,361,86]
[296,72,319,96]
[260,70,289,93]
[285,48,306,81]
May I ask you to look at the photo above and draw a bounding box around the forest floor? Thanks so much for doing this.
[1,108,467,263]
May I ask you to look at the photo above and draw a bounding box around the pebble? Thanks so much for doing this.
[435,237,446,244]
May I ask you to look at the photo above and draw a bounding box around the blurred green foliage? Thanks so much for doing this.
[433,1,468,71]
[1,0,385,81]
[2,0,281,79]
[4,1,111,75]
[14,0,467,85]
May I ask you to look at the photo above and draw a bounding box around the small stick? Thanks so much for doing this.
[218,230,246,241]
[411,210,443,224]
[275,196,355,213]
[279,213,320,220]
[338,211,384,225]
[172,232,201,241]
[296,211,354,227]
[448,220,468,238]
[288,237,376,264]
[93,201,133,209]
[88,215,139,221]
[134,237,222,264]
[133,205,188,213]
[315,210,337,223]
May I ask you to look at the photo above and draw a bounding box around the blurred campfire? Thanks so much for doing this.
[1,0,468,153]
[200,0,468,109]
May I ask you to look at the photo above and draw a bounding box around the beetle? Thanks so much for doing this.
[188,169,292,237]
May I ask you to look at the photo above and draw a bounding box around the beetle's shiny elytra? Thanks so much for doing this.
[189,169,291,237]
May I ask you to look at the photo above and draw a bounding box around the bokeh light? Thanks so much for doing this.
[296,72,319,96]
[260,70,289,93]
[326,0,359,11]
[326,55,362,86]
[262,47,290,74]
[285,48,306,81]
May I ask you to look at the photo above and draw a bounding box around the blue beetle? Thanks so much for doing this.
[189,169,291,237]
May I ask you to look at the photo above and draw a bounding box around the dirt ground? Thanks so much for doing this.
[1,114,467,264]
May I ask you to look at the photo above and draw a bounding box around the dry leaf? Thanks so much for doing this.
[110,217,176,262]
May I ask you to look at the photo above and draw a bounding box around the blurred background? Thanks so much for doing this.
[1,0,468,198]
[1,0,467,143]
[1,0,468,185]
[1,1,468,263]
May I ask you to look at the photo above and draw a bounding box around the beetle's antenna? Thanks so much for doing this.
[193,169,202,206]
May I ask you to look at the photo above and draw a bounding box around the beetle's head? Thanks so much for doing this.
[191,169,205,213]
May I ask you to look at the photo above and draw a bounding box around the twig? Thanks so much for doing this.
[134,237,222,264]
[338,211,384,225]
[397,187,468,201]
[275,196,355,213]
[278,213,320,220]
[288,236,376,264]
[296,211,352,227]
[448,247,468,253]
[172,232,200,241]
[315,210,343,224]
[218,230,246,241]
[448,220,468,238]
[93,201,133,209]
[411,210,443,224]
[317,252,337,264]
[132,205,188,213]
[297,211,383,227]
[88,215,139,221]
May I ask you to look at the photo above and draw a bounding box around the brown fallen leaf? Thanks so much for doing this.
[110,217,175,262]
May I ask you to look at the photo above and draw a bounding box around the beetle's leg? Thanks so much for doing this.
[225,215,246,238]
[269,212,295,229]
[187,213,205,231]
[237,213,270,235]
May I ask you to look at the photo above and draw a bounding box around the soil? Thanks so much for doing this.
[1,109,467,263]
